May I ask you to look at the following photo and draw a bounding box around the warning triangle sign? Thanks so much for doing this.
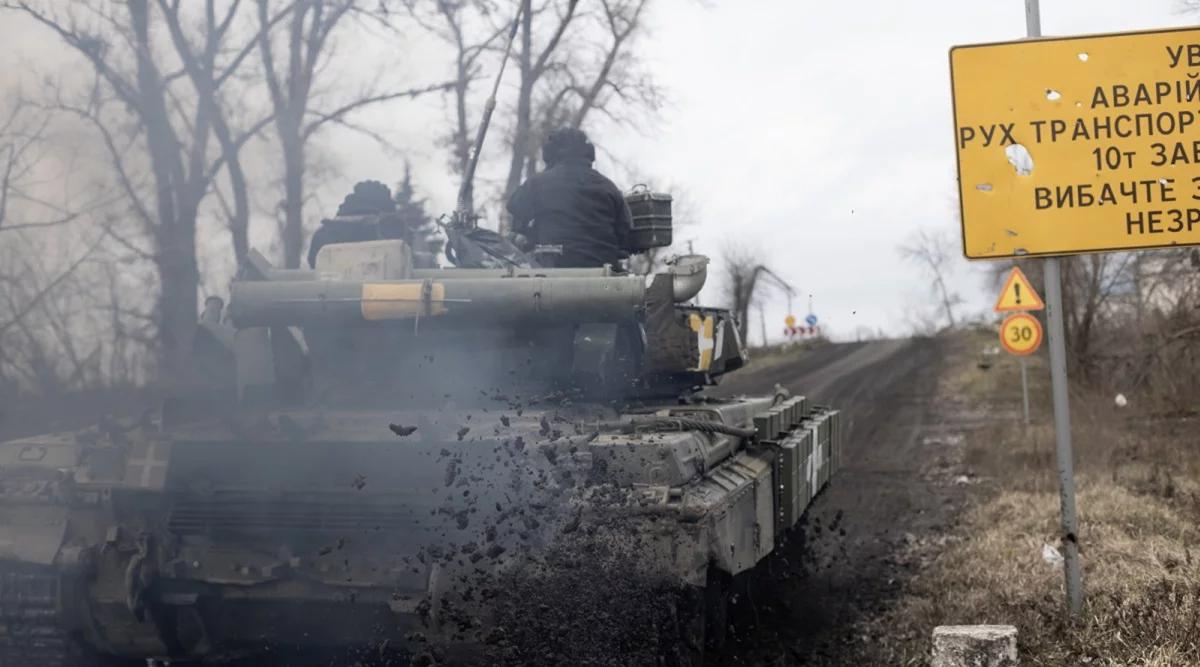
[994,266,1045,312]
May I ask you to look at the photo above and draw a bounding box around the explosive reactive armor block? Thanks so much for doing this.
[775,427,813,530]
[754,395,846,533]
[811,406,841,488]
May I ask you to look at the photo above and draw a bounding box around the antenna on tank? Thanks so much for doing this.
[452,5,523,229]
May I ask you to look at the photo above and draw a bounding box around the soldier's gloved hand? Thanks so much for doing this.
[509,232,531,250]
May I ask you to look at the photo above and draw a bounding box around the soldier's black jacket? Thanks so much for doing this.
[507,158,633,268]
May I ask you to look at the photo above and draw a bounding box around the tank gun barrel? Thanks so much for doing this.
[260,267,617,281]
[229,275,646,328]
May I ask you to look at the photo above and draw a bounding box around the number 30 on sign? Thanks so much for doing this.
[1000,312,1043,356]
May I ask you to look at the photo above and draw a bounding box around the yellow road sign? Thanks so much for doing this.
[1000,313,1043,356]
[951,27,1200,258]
[785,314,796,328]
[995,266,1045,312]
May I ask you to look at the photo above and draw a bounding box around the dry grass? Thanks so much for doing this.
[858,329,1200,666]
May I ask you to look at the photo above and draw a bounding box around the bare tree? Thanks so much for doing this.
[404,0,508,214]
[0,236,102,388]
[978,246,1200,405]
[1062,254,1136,371]
[255,0,452,268]
[899,227,963,330]
[500,0,580,226]
[406,0,661,229]
[7,0,262,380]
[498,0,660,230]
[721,243,795,344]
[565,0,656,128]
[158,0,281,266]
[0,213,158,403]
[0,94,152,396]
[0,100,86,234]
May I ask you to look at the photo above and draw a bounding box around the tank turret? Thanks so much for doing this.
[220,239,745,410]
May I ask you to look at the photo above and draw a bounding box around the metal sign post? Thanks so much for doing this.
[996,268,1043,428]
[1042,256,1084,616]
[1026,0,1084,618]
[956,0,1087,618]
[1019,358,1030,427]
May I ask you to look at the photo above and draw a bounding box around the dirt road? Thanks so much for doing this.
[711,337,968,664]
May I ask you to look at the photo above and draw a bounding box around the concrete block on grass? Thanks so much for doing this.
[931,625,1017,667]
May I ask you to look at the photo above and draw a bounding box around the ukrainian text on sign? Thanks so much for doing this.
[952,28,1200,258]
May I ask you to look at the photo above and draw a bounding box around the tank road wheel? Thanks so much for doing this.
[0,563,101,667]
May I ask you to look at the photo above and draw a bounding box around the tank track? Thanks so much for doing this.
[0,564,89,667]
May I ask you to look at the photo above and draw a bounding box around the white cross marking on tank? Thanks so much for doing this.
[127,441,167,487]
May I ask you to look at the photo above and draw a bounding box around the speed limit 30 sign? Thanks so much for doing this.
[1000,312,1043,356]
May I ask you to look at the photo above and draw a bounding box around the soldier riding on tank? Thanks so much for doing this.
[507,128,633,269]
[308,179,440,269]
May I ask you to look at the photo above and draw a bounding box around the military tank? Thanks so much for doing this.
[0,219,842,666]
[0,14,840,665]
[0,225,840,667]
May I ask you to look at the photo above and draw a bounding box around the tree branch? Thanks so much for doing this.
[0,213,81,233]
[56,97,158,236]
[0,236,103,337]
[9,2,143,112]
[301,80,455,139]
[532,0,580,77]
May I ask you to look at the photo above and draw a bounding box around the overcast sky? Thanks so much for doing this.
[3,1,1194,343]
[604,0,1196,342]
[358,0,1199,342]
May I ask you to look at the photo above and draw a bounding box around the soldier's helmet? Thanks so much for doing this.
[336,180,396,216]
[542,127,595,167]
